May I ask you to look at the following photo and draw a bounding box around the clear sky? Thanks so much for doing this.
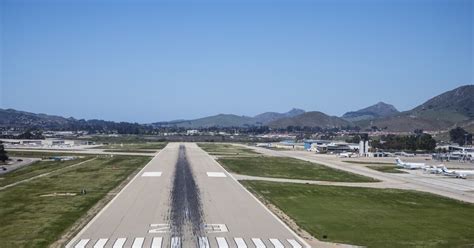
[1,0,472,123]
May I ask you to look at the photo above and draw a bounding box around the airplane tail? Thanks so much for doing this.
[395,157,403,166]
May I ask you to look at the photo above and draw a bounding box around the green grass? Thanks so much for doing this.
[243,181,474,248]
[95,142,167,150]
[367,165,407,173]
[6,151,89,158]
[0,157,92,187]
[0,155,151,248]
[218,156,377,182]
[198,143,259,156]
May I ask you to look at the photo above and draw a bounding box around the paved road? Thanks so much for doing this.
[241,145,474,204]
[0,157,40,175]
[67,143,309,248]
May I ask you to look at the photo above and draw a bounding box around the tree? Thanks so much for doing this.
[449,127,472,146]
[0,141,8,163]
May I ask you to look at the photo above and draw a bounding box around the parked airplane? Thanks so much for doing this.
[441,166,474,179]
[395,158,426,170]
[423,165,443,174]
[339,152,355,158]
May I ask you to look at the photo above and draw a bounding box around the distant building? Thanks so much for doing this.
[186,130,199,135]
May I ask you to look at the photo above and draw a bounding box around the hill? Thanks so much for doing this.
[342,102,399,121]
[253,108,305,124]
[0,108,151,134]
[153,108,305,128]
[268,111,351,129]
[357,85,474,132]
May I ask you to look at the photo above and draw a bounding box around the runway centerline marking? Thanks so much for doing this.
[206,172,227,177]
[142,171,162,177]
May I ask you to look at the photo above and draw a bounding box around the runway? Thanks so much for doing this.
[67,143,308,248]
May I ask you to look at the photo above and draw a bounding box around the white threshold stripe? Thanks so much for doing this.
[234,237,248,248]
[132,237,144,248]
[252,238,266,248]
[74,239,90,248]
[112,238,127,248]
[216,237,229,248]
[171,237,181,248]
[151,237,163,248]
[287,239,303,248]
[142,171,162,177]
[198,237,210,248]
[270,239,284,248]
[93,238,108,248]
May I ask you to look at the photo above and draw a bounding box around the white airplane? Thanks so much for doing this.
[423,165,443,174]
[339,152,355,158]
[441,166,474,179]
[395,158,426,170]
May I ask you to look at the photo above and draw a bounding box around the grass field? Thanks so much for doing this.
[198,143,259,156]
[218,156,377,182]
[95,142,167,150]
[0,155,151,247]
[6,150,90,158]
[243,181,474,248]
[0,157,92,187]
[367,165,407,173]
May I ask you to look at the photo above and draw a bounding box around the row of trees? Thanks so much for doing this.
[0,141,8,163]
[449,127,472,146]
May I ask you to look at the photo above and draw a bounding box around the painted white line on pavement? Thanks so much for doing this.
[151,237,163,248]
[251,238,266,248]
[112,238,127,248]
[132,237,144,248]
[207,172,227,177]
[142,171,162,177]
[216,237,229,248]
[287,239,303,248]
[93,238,108,248]
[74,239,90,248]
[198,237,210,248]
[270,239,284,248]
[234,238,248,248]
[171,237,181,248]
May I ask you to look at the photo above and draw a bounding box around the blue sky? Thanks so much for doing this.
[1,0,472,123]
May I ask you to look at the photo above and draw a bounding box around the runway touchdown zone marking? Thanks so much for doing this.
[142,171,162,177]
[206,172,227,177]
